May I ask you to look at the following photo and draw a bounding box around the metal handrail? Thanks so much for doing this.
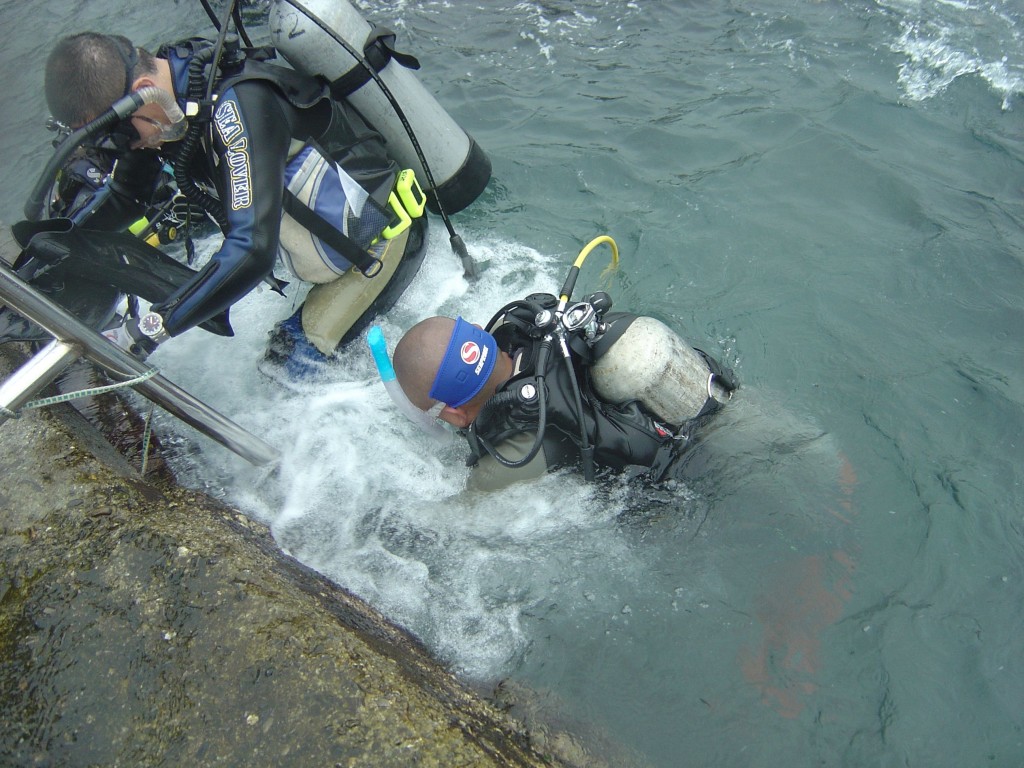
[0,263,279,467]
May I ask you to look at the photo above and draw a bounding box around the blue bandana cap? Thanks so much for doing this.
[428,317,498,407]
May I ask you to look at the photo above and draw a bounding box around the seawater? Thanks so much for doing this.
[2,1,1023,766]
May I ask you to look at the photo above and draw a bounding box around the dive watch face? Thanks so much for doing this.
[139,311,165,338]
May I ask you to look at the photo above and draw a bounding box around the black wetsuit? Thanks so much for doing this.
[465,304,735,490]
[150,39,398,337]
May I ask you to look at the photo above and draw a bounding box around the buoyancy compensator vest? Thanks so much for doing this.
[163,35,421,284]
[466,292,738,483]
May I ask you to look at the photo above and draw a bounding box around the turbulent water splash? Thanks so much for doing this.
[880,0,1024,108]
[9,0,1023,764]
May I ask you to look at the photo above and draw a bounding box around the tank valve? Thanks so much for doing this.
[563,302,601,340]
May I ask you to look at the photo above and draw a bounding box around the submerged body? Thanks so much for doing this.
[391,286,737,491]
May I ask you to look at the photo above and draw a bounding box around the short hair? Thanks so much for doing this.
[44,32,156,126]
[394,316,456,410]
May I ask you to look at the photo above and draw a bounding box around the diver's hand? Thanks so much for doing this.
[125,311,169,359]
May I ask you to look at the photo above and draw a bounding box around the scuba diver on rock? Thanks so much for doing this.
[39,31,411,362]
[382,237,738,491]
[29,0,489,371]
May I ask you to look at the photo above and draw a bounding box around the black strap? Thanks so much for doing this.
[281,190,381,277]
[328,25,422,100]
[694,347,739,393]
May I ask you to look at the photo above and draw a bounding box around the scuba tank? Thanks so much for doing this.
[268,0,490,216]
[590,315,734,426]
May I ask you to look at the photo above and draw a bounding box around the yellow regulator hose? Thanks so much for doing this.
[558,235,620,307]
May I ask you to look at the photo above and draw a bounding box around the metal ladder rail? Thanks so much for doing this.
[0,263,279,467]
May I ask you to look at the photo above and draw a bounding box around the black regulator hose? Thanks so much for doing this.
[172,1,237,233]
[24,91,150,221]
[483,298,549,339]
[557,331,594,481]
[470,337,552,469]
[472,383,549,470]
[172,50,226,231]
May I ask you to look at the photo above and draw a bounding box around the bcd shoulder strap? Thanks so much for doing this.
[281,189,382,277]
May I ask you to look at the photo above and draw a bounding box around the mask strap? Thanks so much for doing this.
[113,37,139,97]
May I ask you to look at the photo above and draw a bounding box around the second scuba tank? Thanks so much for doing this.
[590,316,730,427]
[268,0,490,216]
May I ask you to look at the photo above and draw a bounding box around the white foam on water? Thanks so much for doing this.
[880,0,1024,108]
[149,226,641,678]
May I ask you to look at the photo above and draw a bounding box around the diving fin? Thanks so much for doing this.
[7,220,232,338]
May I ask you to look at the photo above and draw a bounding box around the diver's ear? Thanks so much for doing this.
[129,75,158,93]
[439,405,472,429]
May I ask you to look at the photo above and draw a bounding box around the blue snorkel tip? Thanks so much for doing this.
[367,325,396,382]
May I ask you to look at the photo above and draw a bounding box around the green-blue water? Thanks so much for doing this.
[3,1,1023,766]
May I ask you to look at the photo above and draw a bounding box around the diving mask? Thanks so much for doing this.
[101,88,188,151]
[128,111,188,147]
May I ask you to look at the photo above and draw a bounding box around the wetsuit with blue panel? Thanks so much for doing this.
[151,39,399,337]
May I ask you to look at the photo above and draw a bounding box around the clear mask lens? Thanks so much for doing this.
[133,114,188,147]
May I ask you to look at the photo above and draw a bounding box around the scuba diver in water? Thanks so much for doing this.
[32,3,489,366]
[385,240,860,725]
[393,313,736,491]
[387,238,738,491]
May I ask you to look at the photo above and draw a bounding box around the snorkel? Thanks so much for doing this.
[367,325,448,440]
[24,86,187,221]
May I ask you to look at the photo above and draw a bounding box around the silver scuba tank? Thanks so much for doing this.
[590,316,730,426]
[268,0,490,215]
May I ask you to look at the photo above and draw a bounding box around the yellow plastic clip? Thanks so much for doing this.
[381,170,427,240]
[381,192,413,240]
[395,169,426,218]
[128,217,150,237]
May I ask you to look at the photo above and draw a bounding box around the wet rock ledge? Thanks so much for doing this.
[0,345,565,767]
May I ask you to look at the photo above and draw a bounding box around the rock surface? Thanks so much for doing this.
[0,344,569,767]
